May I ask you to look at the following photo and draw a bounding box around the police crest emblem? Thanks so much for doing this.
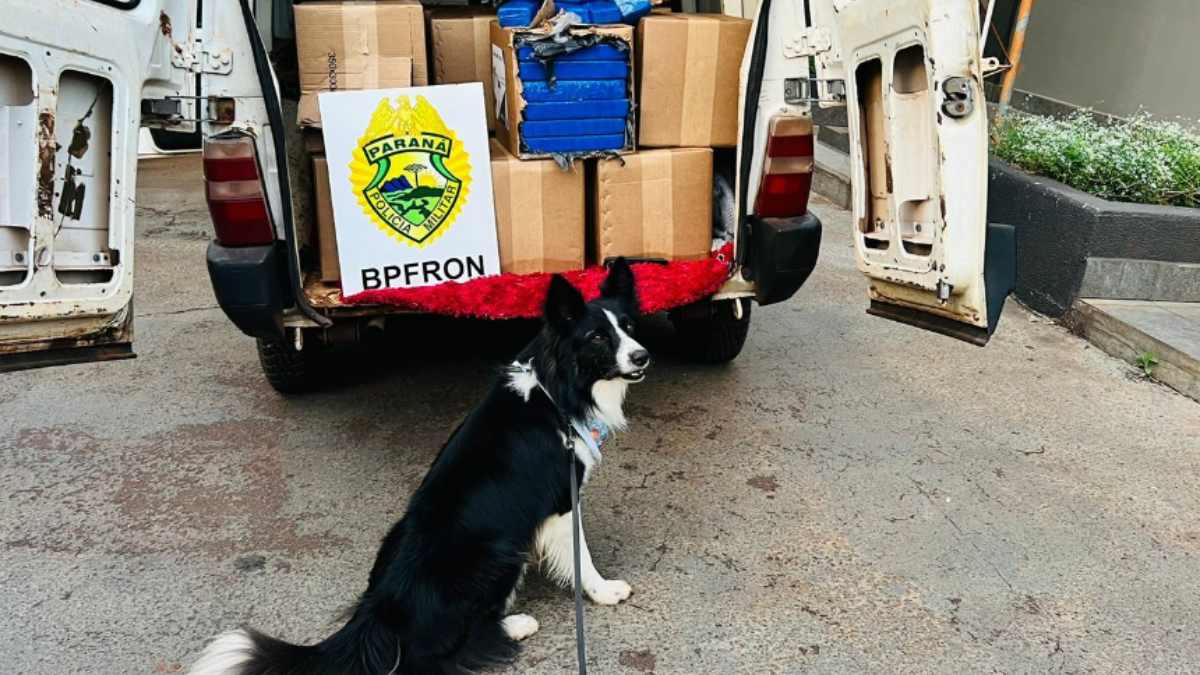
[349,95,472,247]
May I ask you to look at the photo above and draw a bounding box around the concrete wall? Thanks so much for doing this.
[1015,0,1200,121]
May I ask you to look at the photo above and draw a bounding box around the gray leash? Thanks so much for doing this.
[569,434,588,675]
[569,419,604,675]
[530,369,595,675]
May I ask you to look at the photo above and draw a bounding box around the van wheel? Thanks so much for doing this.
[670,298,752,364]
[256,334,323,394]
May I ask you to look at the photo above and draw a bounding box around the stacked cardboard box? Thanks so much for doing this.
[312,156,341,282]
[428,7,499,130]
[294,0,427,129]
[490,140,586,273]
[637,14,751,147]
[593,147,713,263]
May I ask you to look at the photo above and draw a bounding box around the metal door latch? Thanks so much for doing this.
[937,280,953,302]
[141,98,183,121]
[941,77,974,118]
[784,78,847,104]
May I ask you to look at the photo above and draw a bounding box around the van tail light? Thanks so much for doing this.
[203,135,276,247]
[753,115,814,218]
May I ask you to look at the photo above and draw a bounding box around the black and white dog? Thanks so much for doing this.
[190,259,649,675]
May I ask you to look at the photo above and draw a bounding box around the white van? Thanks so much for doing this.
[0,0,1014,389]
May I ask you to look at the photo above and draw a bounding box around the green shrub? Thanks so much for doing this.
[990,110,1200,208]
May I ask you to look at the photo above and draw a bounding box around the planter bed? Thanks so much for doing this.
[987,157,1200,317]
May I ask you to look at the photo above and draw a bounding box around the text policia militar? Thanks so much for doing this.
[360,255,487,290]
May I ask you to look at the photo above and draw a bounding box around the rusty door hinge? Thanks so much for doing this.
[784,28,833,58]
[170,31,233,75]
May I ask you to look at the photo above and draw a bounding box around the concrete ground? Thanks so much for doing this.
[1072,298,1200,403]
[3,156,1199,675]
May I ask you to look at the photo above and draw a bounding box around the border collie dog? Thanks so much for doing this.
[191,259,649,675]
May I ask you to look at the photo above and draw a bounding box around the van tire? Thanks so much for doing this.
[256,335,322,394]
[670,298,752,364]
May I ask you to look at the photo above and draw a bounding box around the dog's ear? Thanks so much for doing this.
[545,274,586,331]
[600,257,637,313]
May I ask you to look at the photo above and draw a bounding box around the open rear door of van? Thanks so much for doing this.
[0,0,199,371]
[809,0,1014,345]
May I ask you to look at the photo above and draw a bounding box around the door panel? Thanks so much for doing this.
[0,0,196,371]
[812,0,1008,344]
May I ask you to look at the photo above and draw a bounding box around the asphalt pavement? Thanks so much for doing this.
[2,156,1198,674]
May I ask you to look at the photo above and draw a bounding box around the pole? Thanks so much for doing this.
[998,0,1035,115]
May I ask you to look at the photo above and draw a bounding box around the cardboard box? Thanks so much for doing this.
[302,128,326,155]
[593,148,712,263]
[294,0,426,127]
[490,140,585,273]
[429,8,498,131]
[312,156,341,282]
[297,65,415,129]
[491,22,635,159]
[637,14,751,148]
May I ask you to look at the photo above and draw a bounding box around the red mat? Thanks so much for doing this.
[343,244,734,319]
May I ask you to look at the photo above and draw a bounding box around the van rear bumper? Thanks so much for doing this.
[747,212,823,306]
[206,242,290,338]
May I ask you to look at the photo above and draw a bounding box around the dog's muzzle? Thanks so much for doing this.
[621,349,651,382]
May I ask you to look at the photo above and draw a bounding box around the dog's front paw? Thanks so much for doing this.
[502,614,540,641]
[586,579,632,605]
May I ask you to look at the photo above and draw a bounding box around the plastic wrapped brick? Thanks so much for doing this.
[521,79,626,102]
[522,100,631,120]
[524,134,628,153]
[497,0,539,27]
[612,0,652,22]
[518,60,629,81]
[521,117,628,137]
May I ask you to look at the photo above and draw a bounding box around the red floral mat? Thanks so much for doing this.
[343,244,734,319]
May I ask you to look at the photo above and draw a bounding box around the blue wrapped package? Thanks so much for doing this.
[518,60,629,81]
[517,44,627,61]
[497,0,539,27]
[522,118,628,138]
[523,134,628,153]
[612,0,652,23]
[556,0,622,23]
[522,79,626,102]
[589,2,624,23]
[522,99,631,121]
[500,0,631,27]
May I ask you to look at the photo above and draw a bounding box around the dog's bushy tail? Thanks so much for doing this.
[187,617,394,675]
[189,614,519,675]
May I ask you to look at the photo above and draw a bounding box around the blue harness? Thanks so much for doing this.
[572,417,609,462]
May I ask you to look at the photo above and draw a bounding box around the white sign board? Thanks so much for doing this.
[318,84,500,295]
